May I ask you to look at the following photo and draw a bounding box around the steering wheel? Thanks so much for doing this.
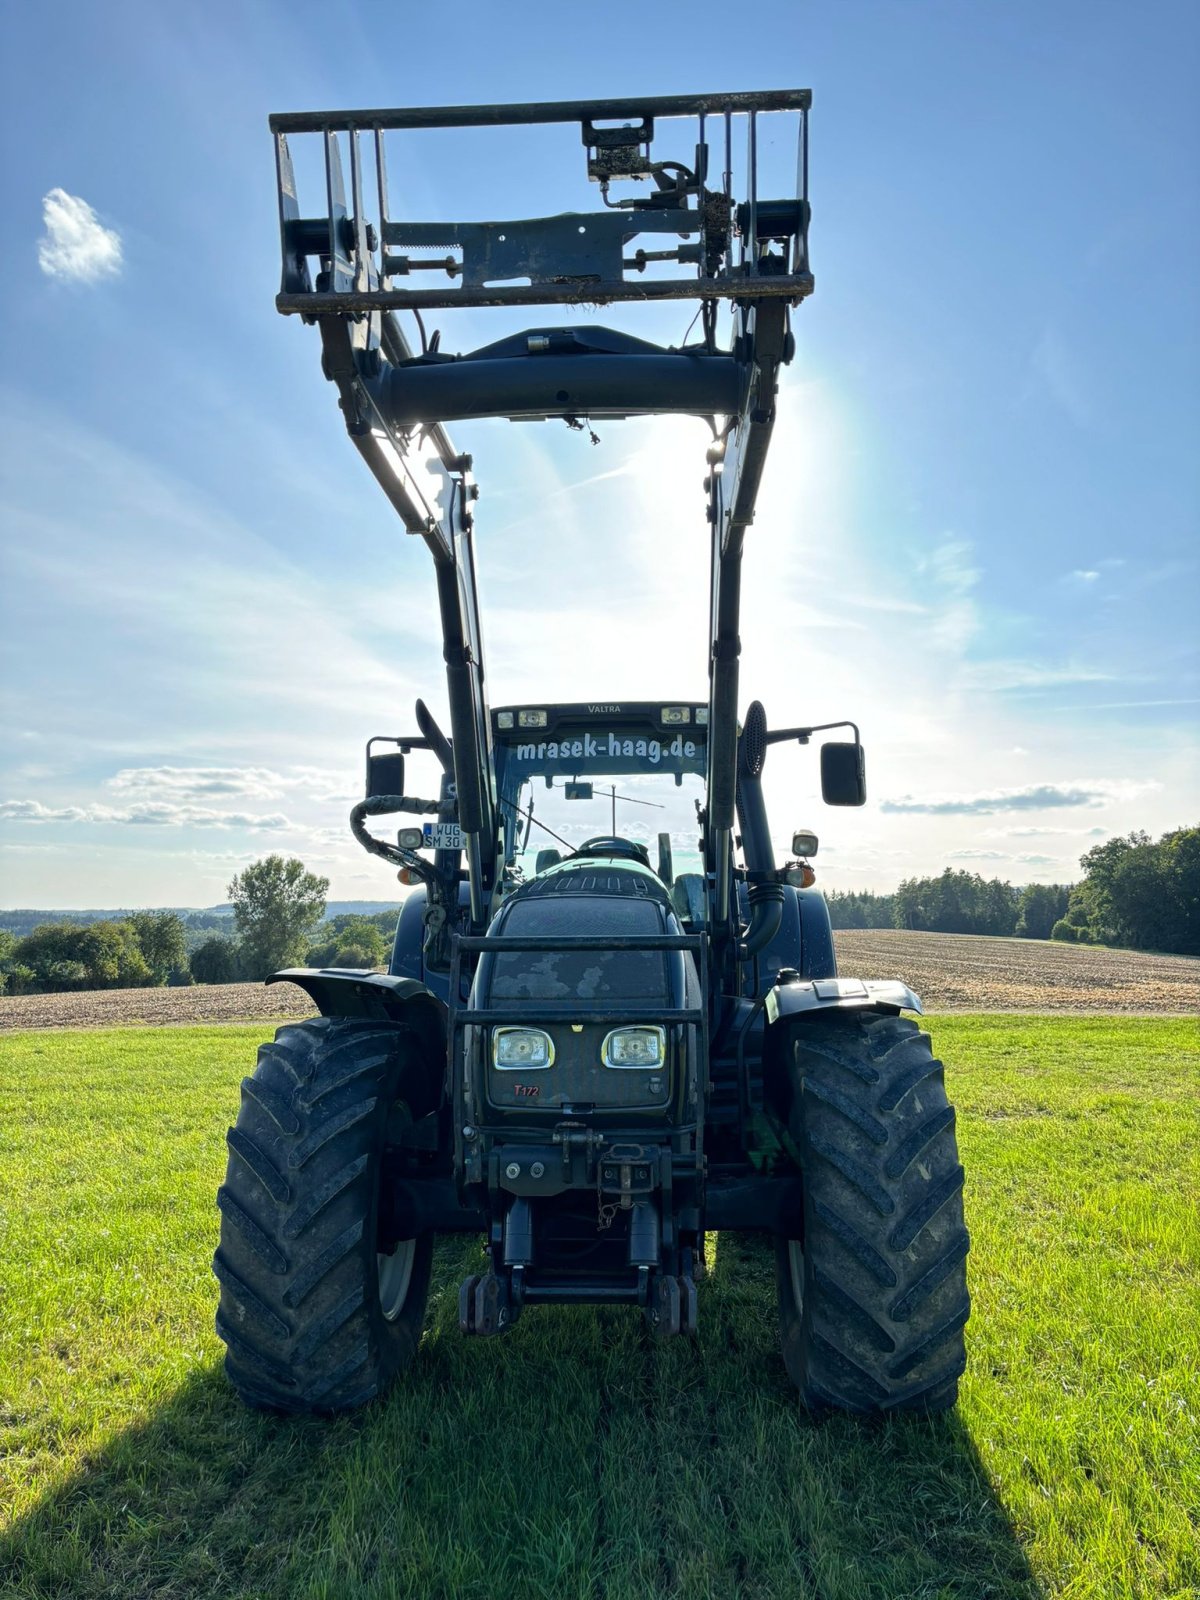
[572,836,648,864]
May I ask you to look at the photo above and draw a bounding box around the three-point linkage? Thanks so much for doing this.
[270,90,813,931]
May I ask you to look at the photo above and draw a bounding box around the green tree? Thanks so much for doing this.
[1015,883,1071,940]
[306,914,389,969]
[228,855,330,978]
[1158,827,1200,956]
[190,936,241,985]
[13,920,151,991]
[825,890,896,930]
[891,870,1017,936]
[191,937,240,984]
[130,910,189,985]
[78,922,153,988]
[1070,826,1200,954]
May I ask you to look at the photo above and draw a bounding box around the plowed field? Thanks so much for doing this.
[0,978,313,1032]
[835,928,1200,1013]
[0,931,1196,1029]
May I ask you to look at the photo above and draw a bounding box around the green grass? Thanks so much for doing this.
[1,1016,1197,1600]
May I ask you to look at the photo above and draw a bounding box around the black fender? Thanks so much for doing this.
[765,975,923,1026]
[761,976,924,1122]
[268,968,447,1063]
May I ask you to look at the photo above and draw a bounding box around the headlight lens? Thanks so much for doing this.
[602,1025,665,1068]
[493,1027,554,1069]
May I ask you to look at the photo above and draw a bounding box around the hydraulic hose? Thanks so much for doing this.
[349,795,452,965]
[349,795,439,874]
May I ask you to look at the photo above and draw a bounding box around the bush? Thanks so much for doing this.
[1050,919,1077,943]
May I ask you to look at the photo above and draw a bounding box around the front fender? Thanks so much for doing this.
[764,974,923,1026]
[268,968,447,1056]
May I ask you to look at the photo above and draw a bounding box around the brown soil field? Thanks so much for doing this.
[835,929,1200,1014]
[0,979,314,1033]
[0,932,1196,1031]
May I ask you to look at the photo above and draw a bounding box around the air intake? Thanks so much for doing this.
[741,701,768,778]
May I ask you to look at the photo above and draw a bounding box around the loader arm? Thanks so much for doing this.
[271,91,813,932]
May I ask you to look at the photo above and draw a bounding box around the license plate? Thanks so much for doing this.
[423,822,464,851]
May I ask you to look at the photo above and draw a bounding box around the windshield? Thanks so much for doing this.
[490,706,708,883]
[506,772,707,880]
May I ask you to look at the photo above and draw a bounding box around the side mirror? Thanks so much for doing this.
[366,747,405,800]
[820,741,866,807]
[791,830,819,857]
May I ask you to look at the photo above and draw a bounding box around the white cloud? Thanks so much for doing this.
[0,797,289,830]
[880,779,1156,816]
[998,825,1107,838]
[38,189,122,283]
[916,538,980,654]
[959,659,1117,691]
[0,799,89,823]
[107,765,285,800]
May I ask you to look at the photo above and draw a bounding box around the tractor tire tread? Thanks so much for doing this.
[213,1016,437,1415]
[777,1010,970,1415]
[225,1127,290,1205]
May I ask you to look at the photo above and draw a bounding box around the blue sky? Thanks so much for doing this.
[1,0,1196,908]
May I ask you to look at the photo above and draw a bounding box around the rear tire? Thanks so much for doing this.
[774,1010,969,1414]
[213,1017,440,1414]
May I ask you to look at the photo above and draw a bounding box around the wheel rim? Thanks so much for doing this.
[377,1238,417,1320]
[787,1239,805,1316]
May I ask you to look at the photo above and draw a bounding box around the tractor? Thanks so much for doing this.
[213,90,969,1415]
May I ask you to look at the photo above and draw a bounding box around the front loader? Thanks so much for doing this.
[213,91,969,1415]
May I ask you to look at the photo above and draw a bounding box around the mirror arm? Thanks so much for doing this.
[765,718,860,747]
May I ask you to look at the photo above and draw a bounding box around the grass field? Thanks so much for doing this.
[1,1016,1197,1599]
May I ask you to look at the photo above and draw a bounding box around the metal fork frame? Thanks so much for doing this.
[271,90,810,313]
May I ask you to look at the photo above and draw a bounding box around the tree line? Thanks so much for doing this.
[827,826,1198,956]
[0,855,401,995]
[827,876,1071,939]
[3,827,1195,995]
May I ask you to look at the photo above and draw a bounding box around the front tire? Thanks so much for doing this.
[774,1010,969,1414]
[213,1017,440,1414]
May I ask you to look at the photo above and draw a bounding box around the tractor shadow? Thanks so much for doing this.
[5,1236,1044,1600]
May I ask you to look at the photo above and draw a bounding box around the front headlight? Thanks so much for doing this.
[492,1026,555,1069]
[602,1025,665,1068]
